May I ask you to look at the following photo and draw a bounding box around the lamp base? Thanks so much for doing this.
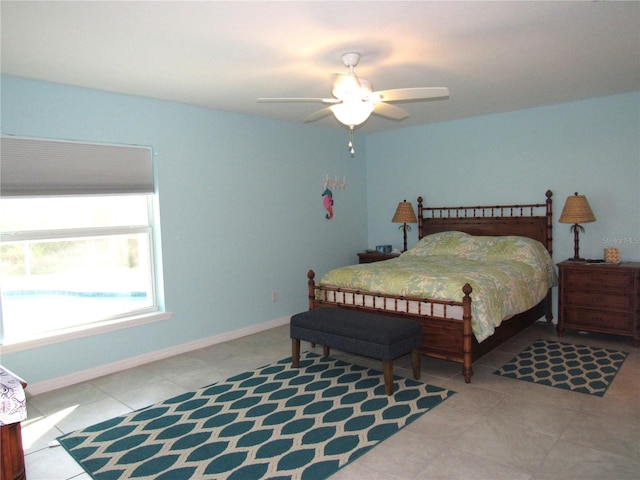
[401,223,409,252]
[569,224,586,264]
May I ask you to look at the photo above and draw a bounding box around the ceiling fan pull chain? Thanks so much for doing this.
[348,127,355,157]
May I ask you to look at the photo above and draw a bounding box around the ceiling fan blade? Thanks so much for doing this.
[257,97,340,104]
[375,87,450,103]
[304,107,334,123]
[372,102,409,121]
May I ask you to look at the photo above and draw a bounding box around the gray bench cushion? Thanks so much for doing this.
[290,308,422,360]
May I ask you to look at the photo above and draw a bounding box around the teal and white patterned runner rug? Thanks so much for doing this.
[58,352,455,479]
[493,339,628,396]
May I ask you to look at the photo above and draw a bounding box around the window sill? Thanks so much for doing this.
[0,311,173,354]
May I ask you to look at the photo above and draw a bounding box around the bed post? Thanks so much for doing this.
[417,196,424,239]
[307,270,316,310]
[545,190,554,323]
[545,190,553,255]
[462,283,473,383]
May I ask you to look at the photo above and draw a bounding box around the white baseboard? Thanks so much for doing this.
[27,316,290,396]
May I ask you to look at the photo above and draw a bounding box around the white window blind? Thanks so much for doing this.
[1,136,154,196]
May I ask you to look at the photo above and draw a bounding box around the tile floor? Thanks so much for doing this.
[21,321,639,479]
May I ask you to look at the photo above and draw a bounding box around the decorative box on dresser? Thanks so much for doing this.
[557,260,640,347]
[357,251,401,264]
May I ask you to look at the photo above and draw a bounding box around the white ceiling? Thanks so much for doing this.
[2,1,639,133]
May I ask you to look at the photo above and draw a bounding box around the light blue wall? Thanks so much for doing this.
[2,75,638,385]
[366,93,640,269]
[0,76,368,383]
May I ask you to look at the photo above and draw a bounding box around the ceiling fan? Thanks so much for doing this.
[258,52,450,155]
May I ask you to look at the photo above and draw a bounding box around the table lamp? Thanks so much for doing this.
[558,192,596,261]
[392,200,417,252]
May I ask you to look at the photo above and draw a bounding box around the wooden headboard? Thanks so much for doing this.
[417,190,553,254]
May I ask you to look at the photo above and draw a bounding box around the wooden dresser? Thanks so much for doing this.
[557,261,640,347]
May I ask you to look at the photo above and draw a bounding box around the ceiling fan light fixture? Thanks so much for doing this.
[332,76,373,102]
[330,100,374,127]
[332,74,360,99]
[358,79,373,96]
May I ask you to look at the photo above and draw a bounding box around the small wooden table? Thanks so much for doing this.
[357,250,400,263]
[1,367,27,480]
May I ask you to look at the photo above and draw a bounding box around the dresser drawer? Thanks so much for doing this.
[563,268,634,291]
[562,308,633,333]
[564,290,634,311]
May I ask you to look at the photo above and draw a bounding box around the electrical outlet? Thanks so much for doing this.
[272,290,278,303]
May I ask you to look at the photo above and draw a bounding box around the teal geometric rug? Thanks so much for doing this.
[58,352,455,479]
[493,339,628,397]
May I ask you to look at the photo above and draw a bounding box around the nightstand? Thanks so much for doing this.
[357,251,401,264]
[557,261,640,347]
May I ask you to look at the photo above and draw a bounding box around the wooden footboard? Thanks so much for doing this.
[307,270,549,383]
[307,270,476,383]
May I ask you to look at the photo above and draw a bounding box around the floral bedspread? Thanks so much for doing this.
[319,232,557,342]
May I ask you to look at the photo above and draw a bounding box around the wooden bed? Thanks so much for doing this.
[307,190,554,383]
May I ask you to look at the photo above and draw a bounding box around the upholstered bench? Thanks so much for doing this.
[290,308,422,395]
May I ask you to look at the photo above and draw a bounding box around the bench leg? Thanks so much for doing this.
[411,349,421,380]
[292,338,300,367]
[323,346,330,356]
[382,360,394,396]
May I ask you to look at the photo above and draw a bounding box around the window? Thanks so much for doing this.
[0,136,164,347]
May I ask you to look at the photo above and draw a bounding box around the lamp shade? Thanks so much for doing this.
[559,192,596,224]
[392,200,417,224]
